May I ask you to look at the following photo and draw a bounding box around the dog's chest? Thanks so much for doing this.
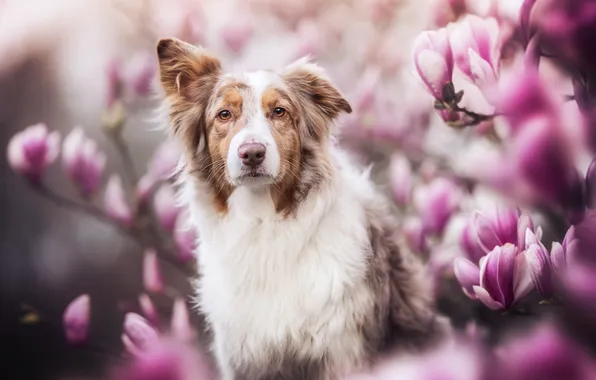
[196,190,372,363]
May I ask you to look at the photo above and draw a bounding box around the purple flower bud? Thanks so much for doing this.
[453,257,480,299]
[473,243,533,310]
[148,140,181,181]
[414,178,461,235]
[63,294,91,345]
[143,249,164,293]
[7,123,61,183]
[449,15,500,85]
[154,184,180,233]
[525,236,554,299]
[512,115,584,214]
[136,174,155,204]
[122,313,160,356]
[473,206,520,254]
[517,212,535,249]
[412,28,454,100]
[105,59,123,109]
[104,175,133,226]
[124,54,156,97]
[62,128,106,197]
[139,294,160,327]
[550,242,566,273]
[174,223,197,263]
[171,298,195,343]
[403,217,428,253]
[221,18,253,54]
[389,154,412,206]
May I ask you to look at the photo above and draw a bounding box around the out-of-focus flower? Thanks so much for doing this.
[112,339,213,380]
[497,322,596,380]
[473,243,533,310]
[154,184,180,233]
[414,178,462,235]
[500,70,584,219]
[63,294,91,345]
[105,59,123,109]
[143,249,164,293]
[432,0,468,27]
[412,29,454,101]
[221,17,253,54]
[530,0,596,73]
[139,294,160,327]
[519,0,537,45]
[171,298,195,343]
[453,257,480,299]
[511,115,584,219]
[449,15,500,92]
[174,222,197,263]
[353,67,382,113]
[137,140,181,202]
[525,229,554,298]
[62,128,106,197]
[348,339,484,380]
[7,123,60,183]
[293,19,321,59]
[389,154,412,206]
[585,157,596,208]
[124,54,156,97]
[403,217,428,254]
[104,175,133,226]
[122,313,160,356]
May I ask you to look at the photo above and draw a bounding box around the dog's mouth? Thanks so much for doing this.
[236,168,274,186]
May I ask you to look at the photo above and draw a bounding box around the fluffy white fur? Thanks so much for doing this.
[182,143,379,379]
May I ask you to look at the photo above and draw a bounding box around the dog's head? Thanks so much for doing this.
[157,38,351,213]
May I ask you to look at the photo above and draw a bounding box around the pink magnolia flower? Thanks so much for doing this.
[153,184,181,233]
[412,28,454,100]
[7,123,60,183]
[449,15,500,98]
[389,154,412,206]
[171,298,195,343]
[414,178,462,235]
[104,175,133,226]
[220,17,253,55]
[63,294,91,345]
[137,140,181,202]
[123,54,156,97]
[456,243,532,310]
[62,128,106,197]
[403,217,428,254]
[432,0,468,27]
[143,249,164,293]
[459,218,486,264]
[122,313,160,356]
[105,58,123,109]
[471,206,536,254]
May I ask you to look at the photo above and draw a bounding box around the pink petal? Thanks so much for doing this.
[171,298,195,343]
[143,250,164,293]
[104,175,133,226]
[63,294,91,345]
[473,285,504,310]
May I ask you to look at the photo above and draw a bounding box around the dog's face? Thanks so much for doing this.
[156,38,351,212]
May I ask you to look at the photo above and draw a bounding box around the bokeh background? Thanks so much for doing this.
[3,0,596,379]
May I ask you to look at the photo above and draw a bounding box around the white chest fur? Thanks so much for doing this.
[186,154,378,370]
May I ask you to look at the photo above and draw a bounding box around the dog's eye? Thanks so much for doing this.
[218,110,232,120]
[273,107,286,117]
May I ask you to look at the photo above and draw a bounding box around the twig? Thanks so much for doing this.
[111,134,139,188]
[32,184,195,276]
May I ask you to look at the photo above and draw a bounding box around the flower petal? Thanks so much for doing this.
[473,285,504,310]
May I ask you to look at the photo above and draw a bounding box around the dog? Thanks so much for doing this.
[156,38,450,380]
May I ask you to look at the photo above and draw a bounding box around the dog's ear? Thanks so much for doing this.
[282,57,351,141]
[156,38,221,101]
[156,38,221,153]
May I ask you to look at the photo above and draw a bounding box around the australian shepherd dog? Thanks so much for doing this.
[156,38,450,380]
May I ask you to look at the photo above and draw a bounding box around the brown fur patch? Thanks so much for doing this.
[259,88,302,216]
[156,38,232,214]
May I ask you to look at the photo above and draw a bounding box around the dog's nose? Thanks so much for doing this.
[238,143,266,167]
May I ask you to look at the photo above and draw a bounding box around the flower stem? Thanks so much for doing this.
[32,184,194,276]
[110,134,139,188]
